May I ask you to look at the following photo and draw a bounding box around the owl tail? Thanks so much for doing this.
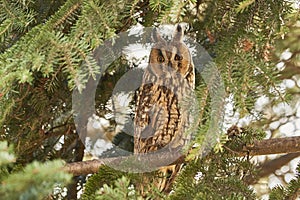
[137,164,182,198]
[156,164,182,193]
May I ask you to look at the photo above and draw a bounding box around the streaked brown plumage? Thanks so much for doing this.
[134,24,195,193]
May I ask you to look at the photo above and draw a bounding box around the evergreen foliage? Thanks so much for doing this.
[95,176,138,200]
[0,0,299,199]
[171,127,264,200]
[270,163,300,199]
[80,166,129,200]
[0,141,71,199]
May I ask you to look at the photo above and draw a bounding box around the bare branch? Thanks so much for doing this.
[64,158,117,176]
[245,152,300,184]
[240,136,300,156]
[258,152,300,178]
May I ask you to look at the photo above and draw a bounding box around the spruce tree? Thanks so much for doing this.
[0,0,299,199]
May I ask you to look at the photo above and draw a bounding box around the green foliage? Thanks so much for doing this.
[81,166,165,200]
[0,0,36,51]
[270,163,300,199]
[225,126,266,153]
[190,0,292,116]
[171,127,265,200]
[0,0,137,164]
[81,166,127,200]
[236,0,255,13]
[1,161,72,199]
[148,0,197,23]
[95,176,141,200]
[0,141,72,199]
[171,152,256,200]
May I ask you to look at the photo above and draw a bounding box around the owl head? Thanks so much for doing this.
[148,24,195,87]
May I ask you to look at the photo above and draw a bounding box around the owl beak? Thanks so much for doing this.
[167,62,173,71]
[166,62,177,75]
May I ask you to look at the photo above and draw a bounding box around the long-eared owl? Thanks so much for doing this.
[134,24,195,192]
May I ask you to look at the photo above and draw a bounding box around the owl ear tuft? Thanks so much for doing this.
[172,24,184,43]
[152,27,165,43]
[176,24,182,33]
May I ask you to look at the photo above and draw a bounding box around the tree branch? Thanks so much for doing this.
[240,136,300,156]
[258,152,300,178]
[64,136,300,176]
[64,157,116,176]
[245,152,300,184]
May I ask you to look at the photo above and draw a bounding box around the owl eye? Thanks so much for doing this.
[157,55,165,63]
[174,54,183,61]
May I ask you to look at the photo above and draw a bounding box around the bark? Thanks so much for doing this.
[240,136,300,156]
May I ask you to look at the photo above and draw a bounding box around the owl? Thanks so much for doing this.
[134,24,195,193]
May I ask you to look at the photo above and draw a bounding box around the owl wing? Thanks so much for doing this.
[185,61,195,89]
